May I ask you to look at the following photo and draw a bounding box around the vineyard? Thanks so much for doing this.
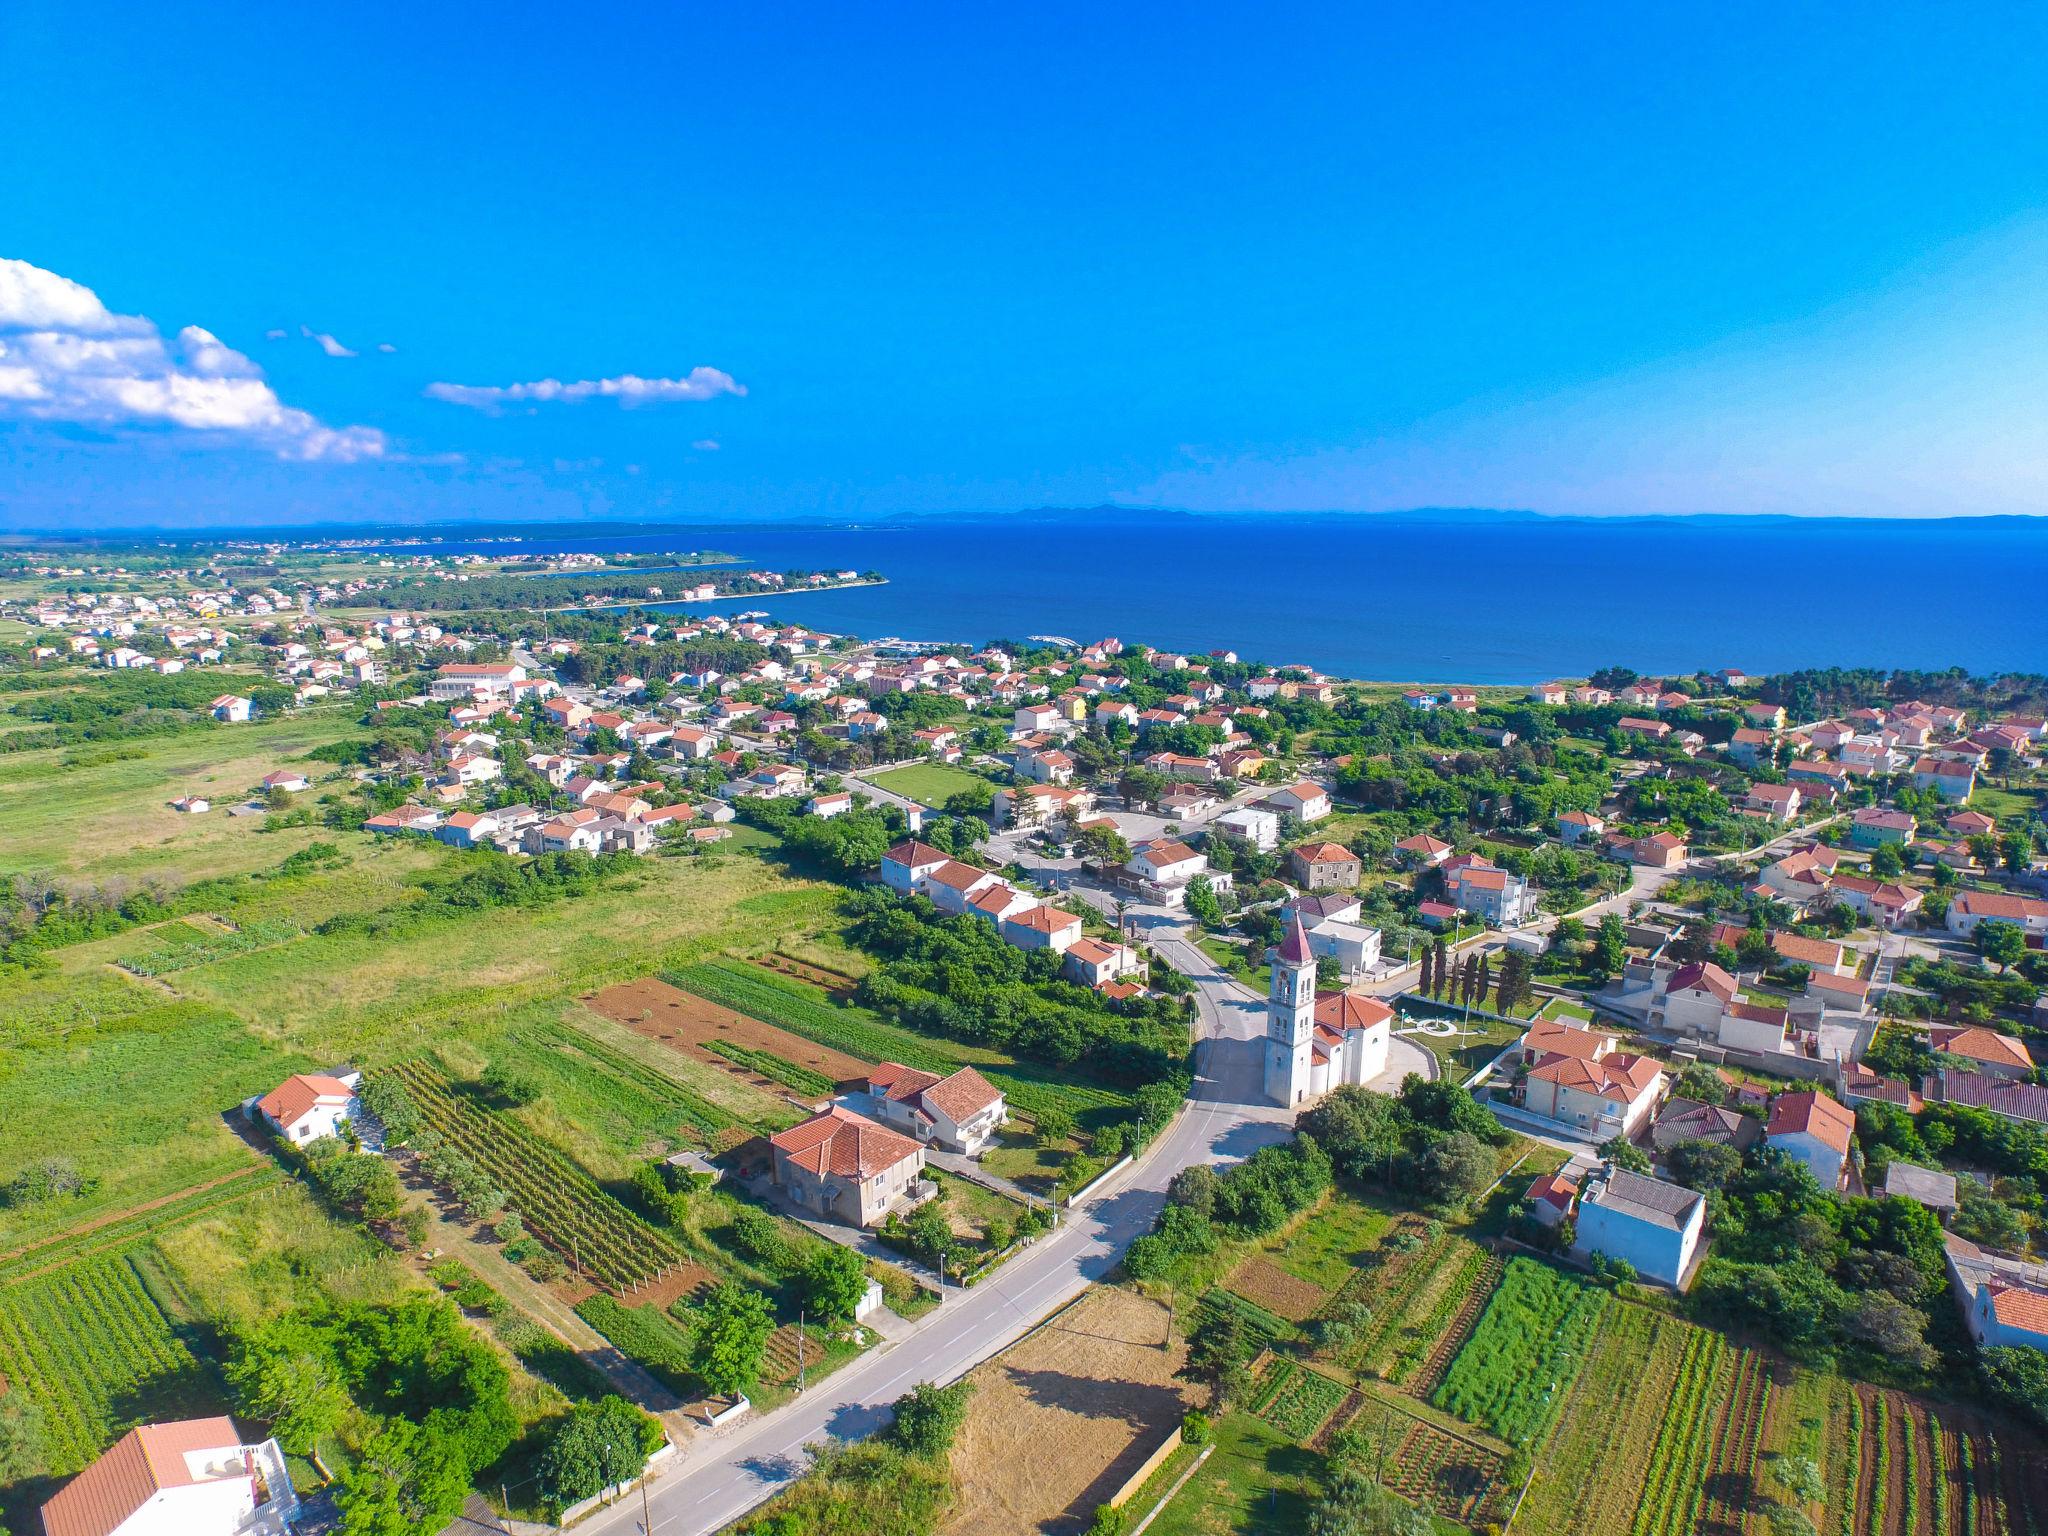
[1381,1416,1512,1528]
[1433,1256,1606,1446]
[528,1018,757,1140]
[0,1249,212,1474]
[664,960,1129,1122]
[381,1059,688,1292]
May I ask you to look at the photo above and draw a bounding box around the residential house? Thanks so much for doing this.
[1745,704,1786,731]
[430,661,526,702]
[1523,1171,1578,1227]
[1443,857,1538,928]
[1628,831,1689,870]
[999,903,1083,953]
[1288,841,1361,890]
[1946,1237,2048,1353]
[1726,727,1774,768]
[1394,832,1452,868]
[1764,1092,1855,1189]
[1946,810,1997,840]
[1912,756,1977,802]
[1212,805,1280,850]
[1936,1071,2048,1129]
[1618,717,1671,746]
[1572,1166,1708,1287]
[880,839,950,895]
[859,1064,1007,1155]
[995,783,1093,828]
[1522,1050,1665,1139]
[924,859,1000,916]
[1126,839,1209,890]
[210,694,253,723]
[1263,780,1332,823]
[1062,938,1145,990]
[1157,783,1222,821]
[255,1072,358,1144]
[437,809,504,849]
[261,770,309,794]
[1557,810,1606,846]
[38,1418,298,1536]
[1651,1098,1763,1157]
[171,796,210,815]
[1947,891,2048,939]
[1850,808,1917,847]
[1745,782,1802,823]
[1928,1027,2034,1080]
[1882,1162,1960,1221]
[768,1107,927,1228]
[805,791,854,819]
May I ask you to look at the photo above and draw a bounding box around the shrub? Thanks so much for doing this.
[890,1379,974,1458]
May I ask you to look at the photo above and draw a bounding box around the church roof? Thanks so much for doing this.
[1275,914,1313,966]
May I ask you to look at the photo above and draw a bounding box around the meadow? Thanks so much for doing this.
[863,761,987,805]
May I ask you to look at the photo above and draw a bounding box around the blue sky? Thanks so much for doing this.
[3,2,2046,528]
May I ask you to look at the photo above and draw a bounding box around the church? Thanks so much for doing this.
[1263,915,1394,1106]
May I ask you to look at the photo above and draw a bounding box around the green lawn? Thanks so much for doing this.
[1969,782,2047,826]
[865,761,987,806]
[1144,1412,1322,1536]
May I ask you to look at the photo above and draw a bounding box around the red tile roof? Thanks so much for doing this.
[1766,1091,1855,1155]
[1275,914,1314,966]
[1930,1027,2033,1072]
[770,1107,922,1179]
[256,1073,352,1128]
[41,1418,246,1536]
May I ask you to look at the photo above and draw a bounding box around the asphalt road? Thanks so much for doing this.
[582,906,1294,1536]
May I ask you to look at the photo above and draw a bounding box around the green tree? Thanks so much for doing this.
[1869,841,1905,879]
[801,1245,871,1322]
[1595,913,1628,975]
[1671,1061,1728,1104]
[1416,1130,1495,1206]
[337,1420,470,1536]
[537,1396,665,1510]
[693,1283,775,1398]
[889,1379,974,1458]
[1978,919,2027,973]
[226,1314,350,1456]
[0,1393,46,1485]
[1981,1345,2048,1429]
[1599,1136,1652,1174]
[1184,877,1223,928]
[1667,1138,1744,1191]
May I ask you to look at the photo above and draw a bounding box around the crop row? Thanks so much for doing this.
[703,1039,836,1097]
[386,1060,684,1290]
[1837,1391,1865,1536]
[0,1250,203,1474]
[666,961,1129,1121]
[1382,1421,1509,1525]
[534,1021,749,1135]
[1432,1256,1607,1446]
[1258,1364,1349,1441]
[1199,1286,1295,1360]
[1396,1250,1502,1392]
[1331,1229,1451,1372]
[0,1167,281,1282]
[1629,1327,1729,1536]
[1698,1347,1771,1531]
[121,916,301,975]
[1248,1357,1297,1416]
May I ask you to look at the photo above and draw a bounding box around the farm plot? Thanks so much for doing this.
[1381,1416,1513,1529]
[1517,1301,1688,1536]
[942,1288,1191,1536]
[589,975,872,1096]
[666,959,1131,1124]
[1250,1359,1349,1442]
[0,1249,214,1475]
[116,916,301,976]
[1331,1225,1492,1384]
[1225,1256,1331,1323]
[1630,1327,1733,1536]
[382,1059,687,1292]
[1432,1256,1606,1446]
[1403,1251,1503,1396]
[1697,1347,1773,1534]
[1846,1387,2048,1536]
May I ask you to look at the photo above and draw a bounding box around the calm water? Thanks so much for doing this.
[375,514,2048,684]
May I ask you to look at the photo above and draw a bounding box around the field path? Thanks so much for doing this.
[0,1163,267,1271]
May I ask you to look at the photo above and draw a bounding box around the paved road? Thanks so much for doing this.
[583,909,1295,1536]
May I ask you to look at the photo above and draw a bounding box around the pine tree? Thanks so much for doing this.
[1418,946,1433,997]
[1433,938,1450,998]
[1460,953,1479,1006]
[1477,955,1493,1009]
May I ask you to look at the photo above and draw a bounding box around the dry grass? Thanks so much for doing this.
[945,1288,1193,1536]
[1224,1256,1330,1323]
[587,975,874,1086]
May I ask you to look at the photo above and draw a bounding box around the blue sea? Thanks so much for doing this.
[369,513,2048,685]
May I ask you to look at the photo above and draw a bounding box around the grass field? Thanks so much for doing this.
[0,709,361,882]
[864,761,988,805]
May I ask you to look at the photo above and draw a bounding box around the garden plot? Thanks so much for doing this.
[1224,1255,1331,1323]
[588,975,872,1098]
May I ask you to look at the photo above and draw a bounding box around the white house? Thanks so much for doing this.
[1062,937,1145,989]
[1126,839,1207,888]
[255,1072,359,1144]
[210,694,253,722]
[859,1063,1008,1155]
[1572,1166,1707,1288]
[1946,891,2048,940]
[1764,1091,1855,1190]
[1212,805,1280,851]
[880,839,950,896]
[1946,1238,2048,1353]
[1263,780,1332,822]
[999,903,1083,953]
[39,1418,298,1536]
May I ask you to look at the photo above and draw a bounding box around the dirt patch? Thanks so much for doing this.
[1224,1256,1331,1324]
[944,1288,1192,1536]
[586,976,873,1093]
[636,1262,719,1312]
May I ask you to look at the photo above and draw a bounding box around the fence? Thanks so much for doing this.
[1106,1426,1184,1510]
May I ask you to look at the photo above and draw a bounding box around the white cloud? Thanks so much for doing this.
[691,438,720,451]
[425,367,744,412]
[300,324,357,358]
[376,342,397,354]
[0,258,384,461]
[265,328,287,341]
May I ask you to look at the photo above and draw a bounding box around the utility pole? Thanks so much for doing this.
[798,1308,807,1394]
[640,1469,653,1534]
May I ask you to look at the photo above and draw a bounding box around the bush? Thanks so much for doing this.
[890,1379,974,1458]
[1181,1409,1212,1446]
